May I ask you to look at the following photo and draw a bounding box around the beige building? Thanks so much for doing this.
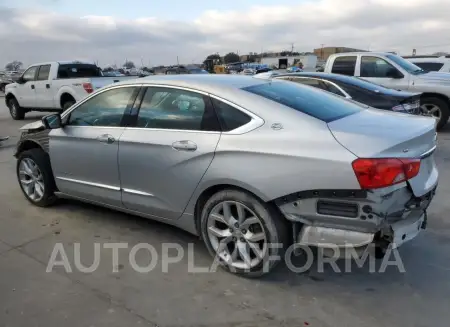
[313,47,366,60]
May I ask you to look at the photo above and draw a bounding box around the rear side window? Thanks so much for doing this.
[37,65,51,81]
[211,98,251,131]
[57,64,102,79]
[413,62,444,72]
[331,56,357,76]
[242,81,363,123]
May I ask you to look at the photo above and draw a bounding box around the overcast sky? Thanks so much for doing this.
[1,0,450,68]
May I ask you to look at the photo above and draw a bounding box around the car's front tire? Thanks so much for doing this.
[8,97,25,120]
[200,189,289,277]
[16,149,57,207]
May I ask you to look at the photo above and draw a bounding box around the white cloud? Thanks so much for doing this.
[1,0,450,68]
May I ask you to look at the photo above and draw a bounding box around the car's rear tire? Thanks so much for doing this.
[421,96,449,130]
[16,148,57,207]
[8,97,25,120]
[62,100,75,112]
[200,189,289,277]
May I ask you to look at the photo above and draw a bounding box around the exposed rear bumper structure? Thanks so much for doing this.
[276,185,436,250]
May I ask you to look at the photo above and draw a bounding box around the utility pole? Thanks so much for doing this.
[177,56,179,65]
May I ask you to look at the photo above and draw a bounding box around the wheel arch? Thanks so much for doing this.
[59,91,76,109]
[5,92,17,104]
[192,182,272,237]
[420,92,450,103]
[15,140,46,158]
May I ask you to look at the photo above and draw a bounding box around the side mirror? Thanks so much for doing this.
[42,113,62,129]
[386,68,403,79]
[16,77,25,84]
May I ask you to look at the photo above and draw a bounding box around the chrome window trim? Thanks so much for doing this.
[283,76,352,99]
[61,83,264,134]
[209,94,265,135]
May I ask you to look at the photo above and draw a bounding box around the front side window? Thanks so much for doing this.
[136,87,220,131]
[361,56,397,78]
[22,66,38,82]
[67,87,137,127]
[331,56,357,76]
[211,98,251,132]
[243,81,364,123]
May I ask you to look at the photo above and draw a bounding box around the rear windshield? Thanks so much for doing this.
[57,64,103,79]
[242,81,364,122]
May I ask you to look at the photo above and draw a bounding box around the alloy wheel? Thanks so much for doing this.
[206,201,268,270]
[18,158,45,202]
[420,103,441,119]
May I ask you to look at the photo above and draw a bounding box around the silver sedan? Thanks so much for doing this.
[14,74,438,276]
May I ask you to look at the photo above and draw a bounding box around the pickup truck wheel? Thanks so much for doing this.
[16,149,57,207]
[8,98,25,120]
[420,97,449,130]
[200,189,289,277]
[62,100,75,112]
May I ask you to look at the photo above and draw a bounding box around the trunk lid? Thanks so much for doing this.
[328,109,438,196]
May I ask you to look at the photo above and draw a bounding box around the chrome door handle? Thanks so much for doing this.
[172,140,197,151]
[97,134,115,144]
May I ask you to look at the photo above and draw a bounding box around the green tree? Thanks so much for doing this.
[5,60,23,71]
[224,52,240,64]
[123,61,135,69]
[203,54,221,65]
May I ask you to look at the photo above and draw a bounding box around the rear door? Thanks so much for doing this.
[118,86,221,219]
[330,56,358,76]
[34,65,53,108]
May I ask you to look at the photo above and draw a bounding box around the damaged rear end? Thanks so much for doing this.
[278,109,438,253]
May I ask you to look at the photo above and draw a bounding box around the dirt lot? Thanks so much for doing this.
[1,98,450,327]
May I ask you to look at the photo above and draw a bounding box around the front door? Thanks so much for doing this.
[49,85,139,207]
[34,65,54,108]
[15,66,38,107]
[118,86,221,219]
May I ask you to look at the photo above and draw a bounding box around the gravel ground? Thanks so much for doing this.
[0,100,450,327]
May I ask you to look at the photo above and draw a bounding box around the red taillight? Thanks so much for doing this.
[352,158,420,189]
[82,82,94,94]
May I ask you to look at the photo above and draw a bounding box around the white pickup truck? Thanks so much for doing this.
[4,61,136,120]
[324,52,450,130]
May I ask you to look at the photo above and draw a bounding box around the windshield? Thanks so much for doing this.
[243,81,364,123]
[385,54,426,75]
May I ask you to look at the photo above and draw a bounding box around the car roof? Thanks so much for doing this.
[112,74,269,94]
[272,72,370,86]
[330,52,395,57]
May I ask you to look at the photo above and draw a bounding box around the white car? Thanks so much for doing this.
[403,56,450,73]
[5,61,136,120]
[324,52,450,130]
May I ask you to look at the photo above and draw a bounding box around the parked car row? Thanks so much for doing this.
[13,72,438,277]
[322,52,450,130]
